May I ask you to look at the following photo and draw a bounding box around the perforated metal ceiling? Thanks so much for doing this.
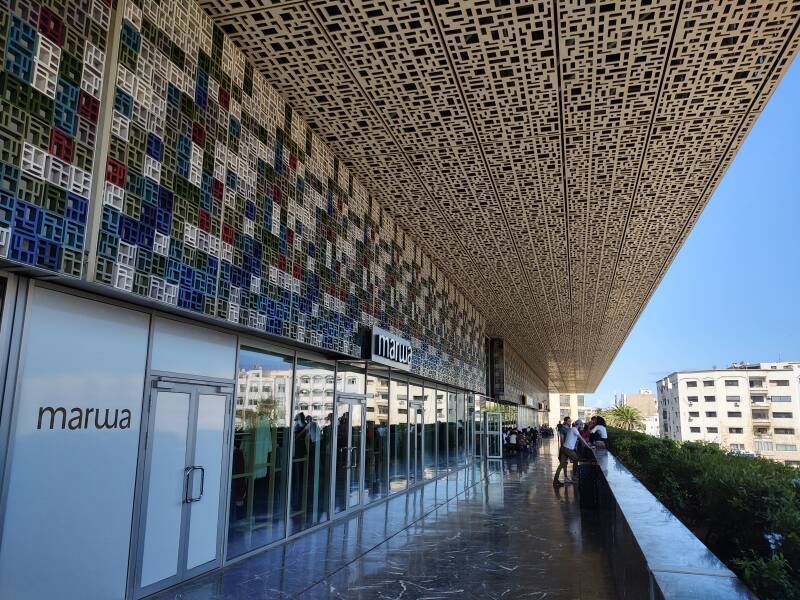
[199,0,800,392]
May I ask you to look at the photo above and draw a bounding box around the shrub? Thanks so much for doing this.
[609,427,800,600]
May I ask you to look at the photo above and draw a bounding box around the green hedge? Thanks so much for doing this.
[609,427,800,600]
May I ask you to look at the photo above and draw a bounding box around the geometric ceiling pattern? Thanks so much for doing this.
[199,0,799,392]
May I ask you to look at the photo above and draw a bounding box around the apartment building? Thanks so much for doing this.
[547,393,593,427]
[657,363,800,465]
[623,389,660,437]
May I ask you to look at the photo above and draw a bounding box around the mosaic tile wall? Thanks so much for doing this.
[90,0,485,390]
[490,338,547,408]
[0,0,112,276]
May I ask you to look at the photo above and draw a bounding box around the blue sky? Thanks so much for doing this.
[584,57,800,408]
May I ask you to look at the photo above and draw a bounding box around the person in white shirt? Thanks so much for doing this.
[590,416,608,449]
[553,417,591,486]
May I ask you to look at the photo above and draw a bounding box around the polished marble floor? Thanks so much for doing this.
[153,440,616,600]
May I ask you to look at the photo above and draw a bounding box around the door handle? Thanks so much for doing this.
[350,447,358,469]
[184,465,205,503]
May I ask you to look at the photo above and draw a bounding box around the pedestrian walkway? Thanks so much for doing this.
[154,441,616,599]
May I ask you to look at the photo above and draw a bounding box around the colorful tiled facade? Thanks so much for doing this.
[0,0,111,276]
[0,0,488,390]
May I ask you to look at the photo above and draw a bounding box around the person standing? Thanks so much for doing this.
[553,418,590,486]
[590,416,609,449]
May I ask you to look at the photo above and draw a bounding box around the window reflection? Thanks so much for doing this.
[448,391,458,469]
[289,358,334,534]
[436,389,448,473]
[365,369,390,502]
[409,383,425,484]
[389,378,408,492]
[422,386,436,479]
[336,361,366,394]
[228,347,293,558]
[456,392,466,466]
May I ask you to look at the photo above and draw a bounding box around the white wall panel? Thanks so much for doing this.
[150,317,236,380]
[0,287,149,600]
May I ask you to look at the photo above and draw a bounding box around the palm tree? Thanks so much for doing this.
[603,404,644,431]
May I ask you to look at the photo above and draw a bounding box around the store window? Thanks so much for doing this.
[365,367,390,502]
[289,358,335,534]
[436,388,448,474]
[228,347,294,558]
[409,382,425,484]
[456,391,466,466]
[389,377,409,492]
[422,386,436,479]
[336,361,366,394]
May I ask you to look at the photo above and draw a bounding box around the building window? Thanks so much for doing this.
[703,380,715,387]
[785,460,800,466]
[689,411,700,417]
[752,411,769,420]
[729,427,743,434]
[755,441,774,451]
[724,380,739,387]
[751,395,766,403]
[774,412,793,418]
[230,346,295,558]
[776,444,798,452]
[686,381,697,388]
[772,395,792,402]
[727,411,742,418]
[750,378,765,388]
[707,427,718,433]
[704,396,715,402]
[729,443,745,451]
[687,396,698,402]
[705,411,717,417]
[775,428,795,435]
[690,427,701,433]
[770,380,790,387]
[726,395,740,403]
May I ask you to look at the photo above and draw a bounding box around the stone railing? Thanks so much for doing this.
[584,450,756,600]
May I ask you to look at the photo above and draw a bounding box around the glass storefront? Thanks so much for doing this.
[289,358,335,534]
[389,376,409,491]
[365,367,390,503]
[228,347,294,558]
[436,388,448,474]
[0,283,486,599]
[225,345,478,560]
[448,391,458,469]
[422,386,437,479]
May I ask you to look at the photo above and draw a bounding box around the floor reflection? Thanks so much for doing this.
[153,443,614,599]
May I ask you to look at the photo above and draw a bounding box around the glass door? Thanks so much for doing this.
[333,395,364,513]
[473,401,483,458]
[408,402,424,484]
[133,379,232,598]
[486,412,503,459]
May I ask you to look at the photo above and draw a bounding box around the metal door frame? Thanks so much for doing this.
[331,393,366,515]
[408,401,423,484]
[485,412,503,459]
[131,376,233,599]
